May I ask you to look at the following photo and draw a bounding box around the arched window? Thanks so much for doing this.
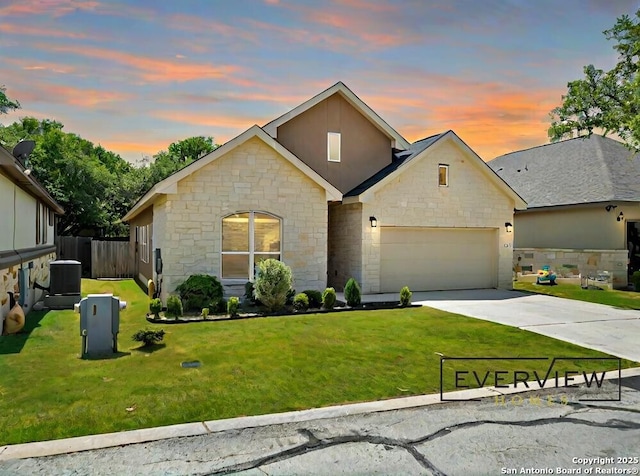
[222,212,281,280]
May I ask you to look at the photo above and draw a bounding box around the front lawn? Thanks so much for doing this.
[0,279,633,446]
[514,281,640,310]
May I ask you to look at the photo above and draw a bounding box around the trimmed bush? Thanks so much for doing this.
[149,298,162,318]
[254,259,293,312]
[132,329,165,347]
[302,290,322,308]
[227,296,240,317]
[632,271,640,292]
[344,278,361,307]
[166,295,183,318]
[322,287,337,310]
[293,293,309,311]
[400,286,412,306]
[176,274,223,312]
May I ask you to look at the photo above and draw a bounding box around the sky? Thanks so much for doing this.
[1,0,639,165]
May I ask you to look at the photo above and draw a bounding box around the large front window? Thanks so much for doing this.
[222,212,281,280]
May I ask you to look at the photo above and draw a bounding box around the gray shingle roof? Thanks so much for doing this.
[487,135,640,208]
[344,132,446,197]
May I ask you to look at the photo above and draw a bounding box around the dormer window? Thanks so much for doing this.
[328,132,341,162]
[438,164,449,187]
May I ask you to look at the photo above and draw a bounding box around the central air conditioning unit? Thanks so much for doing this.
[44,260,82,310]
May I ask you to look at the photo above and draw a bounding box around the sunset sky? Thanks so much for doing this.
[1,0,638,164]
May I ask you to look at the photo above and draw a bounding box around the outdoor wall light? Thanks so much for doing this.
[617,212,624,222]
[369,216,378,228]
[605,204,617,212]
[505,222,513,233]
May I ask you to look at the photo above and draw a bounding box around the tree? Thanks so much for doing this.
[0,117,136,236]
[0,85,20,114]
[141,136,217,192]
[548,9,640,149]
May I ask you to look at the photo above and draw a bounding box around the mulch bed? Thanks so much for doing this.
[145,301,422,324]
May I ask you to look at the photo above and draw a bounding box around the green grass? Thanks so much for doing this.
[0,279,634,446]
[514,281,640,310]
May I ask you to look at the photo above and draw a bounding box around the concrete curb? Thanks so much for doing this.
[2,367,639,461]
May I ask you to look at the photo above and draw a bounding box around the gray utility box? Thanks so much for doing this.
[76,294,126,359]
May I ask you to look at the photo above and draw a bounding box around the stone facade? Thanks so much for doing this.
[1,251,55,330]
[155,137,329,301]
[349,138,516,293]
[514,248,629,288]
[327,202,362,290]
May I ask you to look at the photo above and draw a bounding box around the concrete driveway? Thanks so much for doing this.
[407,289,640,362]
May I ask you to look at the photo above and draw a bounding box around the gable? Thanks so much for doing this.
[366,135,522,226]
[123,126,341,222]
[345,131,526,210]
[275,93,394,193]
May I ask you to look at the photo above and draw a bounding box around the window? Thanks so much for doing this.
[139,224,150,263]
[438,164,449,187]
[222,212,281,280]
[327,132,341,162]
[36,202,41,245]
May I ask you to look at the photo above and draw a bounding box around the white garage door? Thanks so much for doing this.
[380,227,497,292]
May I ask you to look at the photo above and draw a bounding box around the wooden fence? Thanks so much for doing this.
[57,236,134,279]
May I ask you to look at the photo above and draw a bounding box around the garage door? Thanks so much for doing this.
[380,227,497,292]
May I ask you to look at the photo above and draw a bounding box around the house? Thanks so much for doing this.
[123,82,526,301]
[488,135,640,288]
[0,144,64,330]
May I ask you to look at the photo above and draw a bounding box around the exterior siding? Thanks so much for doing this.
[276,94,392,193]
[327,202,362,290]
[514,204,631,250]
[128,206,153,285]
[157,137,328,302]
[360,138,515,292]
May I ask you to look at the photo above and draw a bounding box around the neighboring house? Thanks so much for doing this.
[0,145,64,329]
[123,82,525,301]
[488,135,640,288]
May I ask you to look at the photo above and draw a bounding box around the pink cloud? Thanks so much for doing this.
[36,43,245,83]
[0,22,90,39]
[0,0,100,17]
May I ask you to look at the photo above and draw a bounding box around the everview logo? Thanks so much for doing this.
[439,357,622,402]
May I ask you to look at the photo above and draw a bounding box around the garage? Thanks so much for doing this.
[380,227,498,292]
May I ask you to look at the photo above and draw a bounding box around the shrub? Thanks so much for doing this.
[132,329,165,347]
[302,290,322,308]
[227,296,240,317]
[344,278,361,307]
[201,308,210,319]
[286,288,296,306]
[211,298,227,314]
[176,274,223,312]
[293,293,309,311]
[254,259,293,312]
[322,287,337,310]
[149,298,162,318]
[400,286,412,307]
[632,271,640,292]
[165,295,183,318]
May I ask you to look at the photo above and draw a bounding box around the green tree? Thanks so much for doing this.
[0,117,137,236]
[142,136,217,191]
[549,9,640,149]
[0,85,20,114]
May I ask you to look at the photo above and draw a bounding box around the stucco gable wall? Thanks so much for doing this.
[361,140,516,291]
[276,93,392,193]
[158,137,328,300]
[514,205,629,250]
